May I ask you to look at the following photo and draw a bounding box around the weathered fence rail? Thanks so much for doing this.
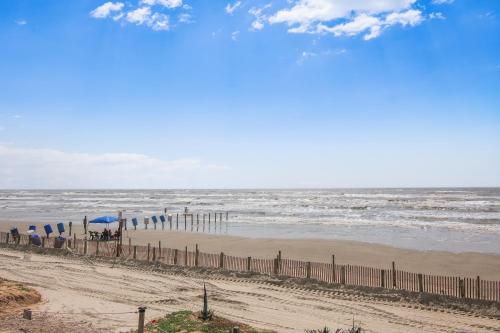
[1,231,499,302]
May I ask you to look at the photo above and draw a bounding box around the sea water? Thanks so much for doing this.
[0,188,499,253]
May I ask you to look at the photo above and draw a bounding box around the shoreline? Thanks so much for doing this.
[2,219,500,279]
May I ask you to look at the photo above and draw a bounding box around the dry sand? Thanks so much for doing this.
[0,247,499,333]
[2,220,500,279]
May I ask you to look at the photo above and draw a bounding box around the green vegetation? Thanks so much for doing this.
[305,326,362,333]
[146,311,274,333]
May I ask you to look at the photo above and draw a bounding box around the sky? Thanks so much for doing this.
[0,0,499,189]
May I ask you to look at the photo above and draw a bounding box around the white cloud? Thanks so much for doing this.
[0,144,229,189]
[248,4,271,31]
[178,13,193,23]
[127,7,151,24]
[429,12,445,20]
[316,9,423,40]
[90,2,124,19]
[15,19,27,26]
[126,7,170,30]
[141,0,183,8]
[268,0,424,40]
[318,14,382,40]
[91,0,188,31]
[385,9,423,26]
[251,20,264,30]
[231,30,240,41]
[225,1,242,15]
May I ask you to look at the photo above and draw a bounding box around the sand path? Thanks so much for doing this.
[0,248,499,332]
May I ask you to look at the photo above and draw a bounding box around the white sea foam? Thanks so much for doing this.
[1,188,499,252]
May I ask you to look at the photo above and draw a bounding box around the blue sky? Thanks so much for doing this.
[0,0,499,188]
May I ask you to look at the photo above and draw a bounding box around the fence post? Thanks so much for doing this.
[476,276,481,299]
[23,309,32,320]
[392,261,396,288]
[184,214,187,230]
[6,233,9,244]
[73,234,76,249]
[273,258,278,275]
[418,273,423,293]
[96,241,99,256]
[147,243,151,261]
[176,213,179,229]
[158,241,161,259]
[195,244,199,267]
[381,270,385,288]
[137,307,146,333]
[278,250,282,273]
[68,221,72,237]
[41,237,45,248]
[133,245,137,260]
[341,266,346,285]
[152,247,156,262]
[129,238,132,255]
[184,246,188,266]
[332,255,336,282]
[306,262,311,279]
[219,252,224,268]
[247,256,251,271]
[174,249,178,265]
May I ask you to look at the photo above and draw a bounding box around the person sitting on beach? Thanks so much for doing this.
[29,233,41,247]
[101,229,109,241]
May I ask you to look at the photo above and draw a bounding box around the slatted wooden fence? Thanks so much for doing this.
[1,231,499,302]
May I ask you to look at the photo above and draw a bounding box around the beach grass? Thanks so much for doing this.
[146,310,275,333]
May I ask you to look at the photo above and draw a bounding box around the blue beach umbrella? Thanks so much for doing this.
[89,216,119,224]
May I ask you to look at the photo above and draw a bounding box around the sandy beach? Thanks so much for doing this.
[2,220,500,280]
[1,246,499,333]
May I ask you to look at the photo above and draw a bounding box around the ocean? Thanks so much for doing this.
[1,188,499,253]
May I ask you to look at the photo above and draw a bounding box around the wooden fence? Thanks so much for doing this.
[1,231,499,302]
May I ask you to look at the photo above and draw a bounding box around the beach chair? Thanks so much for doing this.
[160,215,166,230]
[152,216,158,230]
[132,218,138,230]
